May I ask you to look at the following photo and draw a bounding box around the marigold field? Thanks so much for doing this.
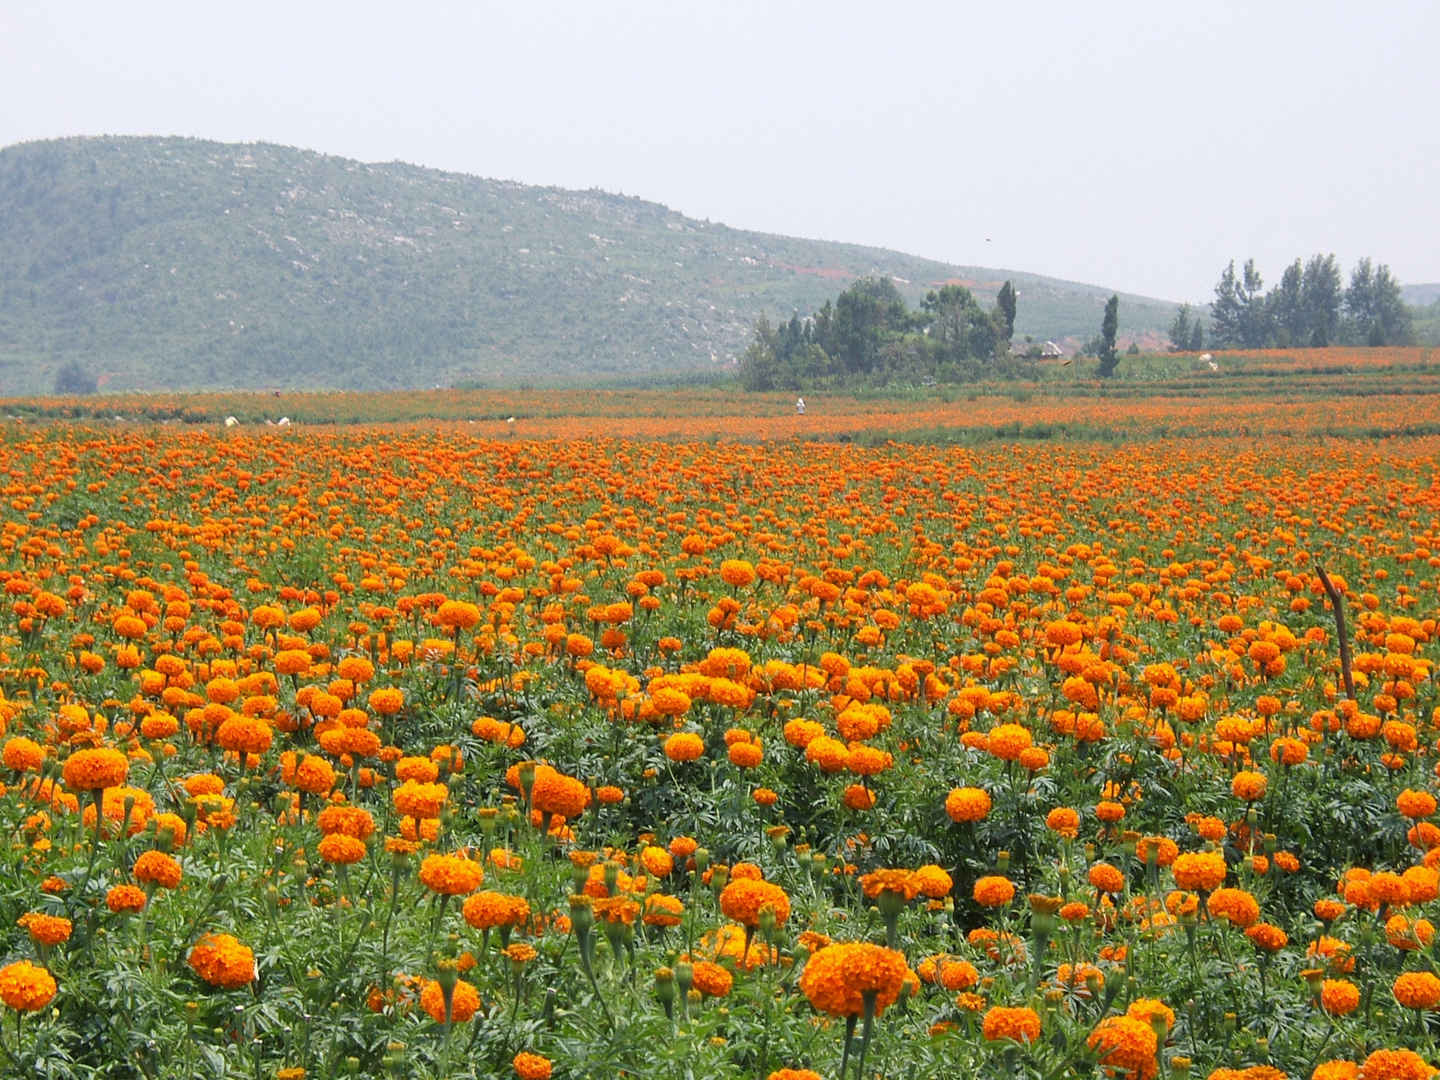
[4,359,1440,1079]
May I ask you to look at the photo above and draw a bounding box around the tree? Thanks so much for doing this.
[822,277,909,375]
[1238,259,1272,347]
[1210,262,1244,347]
[1300,254,1342,346]
[1169,304,1193,351]
[919,284,997,375]
[1189,320,1204,351]
[1097,295,1120,377]
[994,281,1017,342]
[1344,258,1413,346]
[54,360,97,395]
[1212,258,1276,347]
[1269,260,1305,346]
[738,316,780,391]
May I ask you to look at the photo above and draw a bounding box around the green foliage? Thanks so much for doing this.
[1344,258,1414,346]
[0,137,1186,393]
[52,360,96,395]
[1167,303,1204,351]
[1209,253,1414,349]
[994,280,1017,342]
[1096,294,1120,377]
[1413,300,1440,346]
[741,278,1023,390]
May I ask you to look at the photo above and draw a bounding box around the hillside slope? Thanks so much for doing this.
[0,136,1183,392]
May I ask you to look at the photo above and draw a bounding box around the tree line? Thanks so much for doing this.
[739,278,1031,390]
[1185,255,1414,350]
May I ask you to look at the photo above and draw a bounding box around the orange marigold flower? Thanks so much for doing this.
[1126,997,1175,1032]
[912,864,953,899]
[973,875,1015,907]
[799,942,908,1017]
[1231,770,1268,801]
[1245,922,1288,951]
[1314,898,1347,922]
[1393,971,1440,1010]
[418,853,484,896]
[945,787,991,823]
[689,959,733,997]
[1171,851,1227,892]
[1088,862,1125,894]
[980,1005,1042,1044]
[316,805,376,840]
[643,893,685,928]
[19,912,72,946]
[393,779,448,819]
[719,560,757,588]
[861,868,918,902]
[106,884,147,913]
[513,1052,553,1080]
[669,835,698,859]
[1096,800,1126,823]
[395,756,440,783]
[134,850,183,889]
[1087,1015,1158,1077]
[987,723,1033,761]
[0,960,57,1011]
[1308,935,1355,974]
[420,977,480,1023]
[1045,806,1079,838]
[291,754,336,795]
[1135,836,1179,867]
[719,878,791,928]
[1060,901,1091,923]
[318,833,367,865]
[513,764,590,820]
[2,737,44,773]
[1358,1049,1435,1080]
[462,890,530,931]
[188,933,256,990]
[216,715,273,756]
[1206,887,1260,928]
[1320,978,1360,1016]
[804,735,849,773]
[368,687,405,715]
[1398,789,1438,820]
[1386,913,1436,950]
[659,731,705,766]
[640,845,674,877]
[62,747,129,791]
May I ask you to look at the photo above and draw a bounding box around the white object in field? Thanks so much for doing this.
[224,416,238,427]
[277,417,291,427]
[795,397,806,415]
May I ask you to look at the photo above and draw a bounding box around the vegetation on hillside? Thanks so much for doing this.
[0,136,1183,394]
[1412,300,1440,346]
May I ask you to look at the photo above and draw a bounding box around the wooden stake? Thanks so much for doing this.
[1314,564,1355,701]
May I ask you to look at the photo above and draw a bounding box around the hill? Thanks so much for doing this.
[1403,283,1440,307]
[0,136,1184,393]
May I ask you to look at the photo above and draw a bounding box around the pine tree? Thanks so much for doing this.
[1097,295,1120,377]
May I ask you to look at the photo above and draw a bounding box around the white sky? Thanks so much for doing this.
[3,0,1436,301]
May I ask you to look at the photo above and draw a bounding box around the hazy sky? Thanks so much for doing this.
[3,0,1436,301]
